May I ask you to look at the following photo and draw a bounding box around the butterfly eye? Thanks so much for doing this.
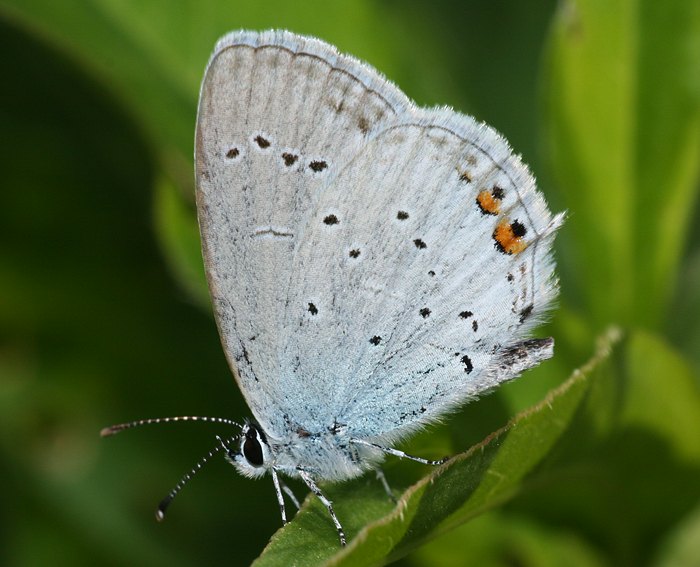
[243,428,264,467]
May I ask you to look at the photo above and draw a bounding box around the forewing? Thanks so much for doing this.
[195,31,408,435]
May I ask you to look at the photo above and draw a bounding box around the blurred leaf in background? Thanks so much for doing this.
[0,1,698,566]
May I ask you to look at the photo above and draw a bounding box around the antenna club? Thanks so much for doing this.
[100,425,121,437]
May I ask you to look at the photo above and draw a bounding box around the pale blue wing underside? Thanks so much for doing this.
[195,30,563,444]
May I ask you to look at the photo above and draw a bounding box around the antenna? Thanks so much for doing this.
[156,435,237,520]
[100,415,243,437]
[101,416,243,519]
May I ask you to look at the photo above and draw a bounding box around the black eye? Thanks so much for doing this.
[243,429,264,467]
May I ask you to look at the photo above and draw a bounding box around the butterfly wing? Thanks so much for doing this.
[195,31,563,443]
[286,113,563,443]
[196,31,408,436]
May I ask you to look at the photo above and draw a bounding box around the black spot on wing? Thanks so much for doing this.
[309,160,328,172]
[282,152,298,166]
[254,135,270,149]
[511,220,527,237]
[519,304,534,323]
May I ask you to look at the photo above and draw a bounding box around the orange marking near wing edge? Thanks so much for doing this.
[493,219,527,255]
[476,190,501,215]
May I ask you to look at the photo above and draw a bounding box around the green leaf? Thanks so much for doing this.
[509,328,700,565]
[622,330,700,462]
[669,244,700,378]
[408,510,609,567]
[251,330,620,567]
[542,0,700,329]
[652,502,700,567]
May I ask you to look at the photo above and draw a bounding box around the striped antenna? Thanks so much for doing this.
[100,416,243,437]
[157,435,238,521]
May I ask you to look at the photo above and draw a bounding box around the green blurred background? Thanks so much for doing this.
[1,1,699,566]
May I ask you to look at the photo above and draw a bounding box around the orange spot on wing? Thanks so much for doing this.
[476,190,501,215]
[493,219,527,255]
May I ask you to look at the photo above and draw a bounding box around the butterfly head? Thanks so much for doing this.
[225,420,272,479]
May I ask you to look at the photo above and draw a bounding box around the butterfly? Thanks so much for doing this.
[102,30,563,546]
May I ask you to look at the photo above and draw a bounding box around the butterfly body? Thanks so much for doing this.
[229,420,384,482]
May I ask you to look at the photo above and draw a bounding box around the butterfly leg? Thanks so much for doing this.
[375,468,397,503]
[271,468,289,524]
[350,438,449,466]
[279,477,301,509]
[298,468,346,546]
